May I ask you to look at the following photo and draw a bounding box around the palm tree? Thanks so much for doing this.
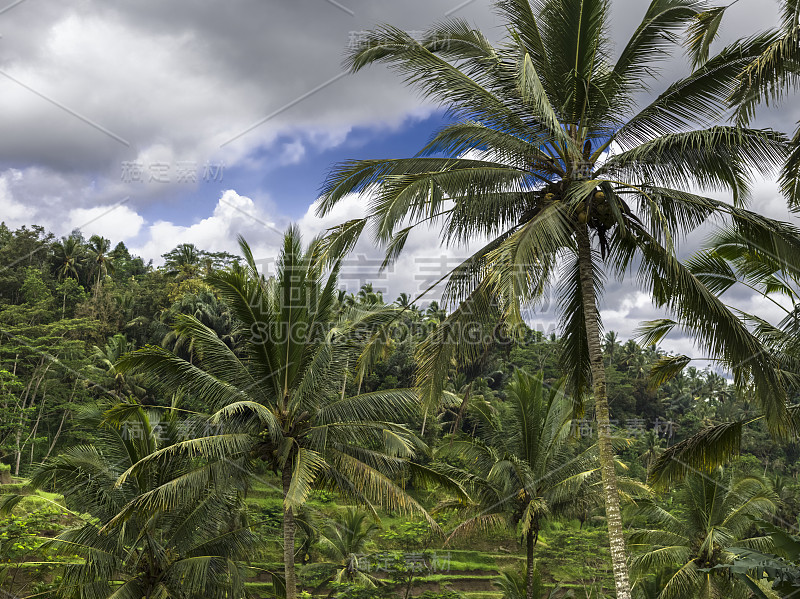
[437,370,598,599]
[709,0,800,201]
[495,567,572,599]
[314,508,382,588]
[316,4,800,596]
[356,283,384,305]
[116,227,454,599]
[1,403,254,599]
[603,331,621,365]
[164,242,203,279]
[52,235,85,317]
[629,468,777,599]
[52,235,84,282]
[423,300,446,324]
[88,333,148,400]
[86,234,114,296]
[157,290,238,361]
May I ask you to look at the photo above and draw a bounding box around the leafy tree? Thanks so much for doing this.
[116,228,453,599]
[723,518,800,598]
[316,3,800,596]
[438,370,597,599]
[629,468,777,599]
[156,290,237,365]
[0,224,54,305]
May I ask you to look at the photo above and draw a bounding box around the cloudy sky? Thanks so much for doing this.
[0,0,796,355]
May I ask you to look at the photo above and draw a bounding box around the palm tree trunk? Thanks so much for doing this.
[576,226,633,599]
[282,466,298,599]
[525,532,535,599]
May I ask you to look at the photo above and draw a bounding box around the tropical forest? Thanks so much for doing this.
[3,1,800,599]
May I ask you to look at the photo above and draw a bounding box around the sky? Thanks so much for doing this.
[0,0,797,357]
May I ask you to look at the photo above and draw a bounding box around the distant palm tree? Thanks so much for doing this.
[438,370,598,599]
[86,234,114,296]
[423,301,446,323]
[52,235,84,282]
[158,290,237,360]
[316,4,799,596]
[357,283,384,305]
[52,235,85,317]
[89,334,147,400]
[394,292,414,310]
[603,331,621,365]
[117,228,453,599]
[2,403,254,599]
[165,243,203,278]
[629,468,777,599]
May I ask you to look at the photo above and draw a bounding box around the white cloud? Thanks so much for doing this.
[131,189,282,264]
[68,203,145,241]
[0,177,29,227]
[279,140,306,165]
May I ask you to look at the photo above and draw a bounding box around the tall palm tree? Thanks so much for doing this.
[86,234,114,296]
[707,0,800,200]
[354,283,384,306]
[437,370,598,599]
[164,243,203,279]
[116,228,455,599]
[629,468,777,599]
[52,235,84,282]
[52,235,85,318]
[1,403,254,599]
[316,3,800,596]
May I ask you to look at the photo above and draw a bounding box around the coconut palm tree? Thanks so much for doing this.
[86,234,114,296]
[437,370,599,599]
[52,235,85,317]
[116,227,456,599]
[495,567,572,599]
[157,290,238,361]
[164,243,203,279]
[708,0,800,200]
[316,3,800,596]
[52,235,84,282]
[0,403,254,599]
[88,333,148,400]
[629,468,777,599]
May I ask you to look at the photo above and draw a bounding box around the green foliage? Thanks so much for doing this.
[629,468,778,599]
[309,489,336,504]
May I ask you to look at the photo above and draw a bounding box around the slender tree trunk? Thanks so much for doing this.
[43,410,67,462]
[576,226,632,599]
[450,382,472,436]
[526,532,535,599]
[282,465,298,599]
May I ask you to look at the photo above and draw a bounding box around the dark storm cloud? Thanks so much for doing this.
[0,0,786,178]
[0,0,795,354]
